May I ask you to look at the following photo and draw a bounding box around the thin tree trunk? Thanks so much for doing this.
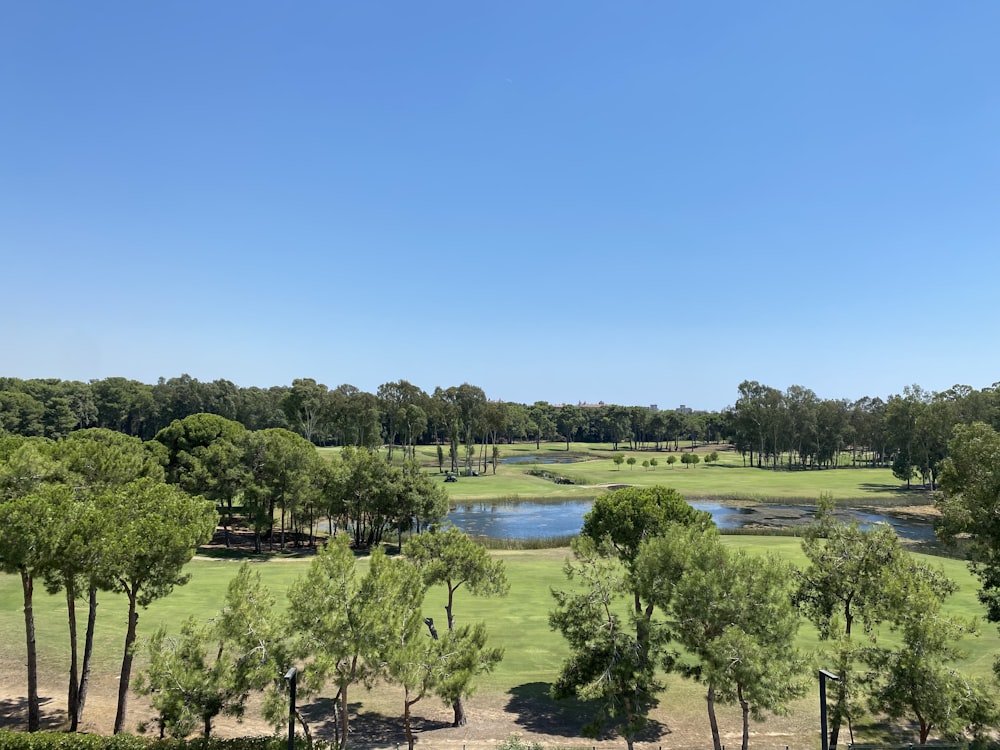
[739,683,750,750]
[77,583,98,726]
[340,683,350,749]
[21,568,40,732]
[113,593,139,734]
[66,585,79,731]
[404,691,420,750]
[829,684,843,750]
[624,695,636,750]
[707,683,722,750]
[294,706,313,748]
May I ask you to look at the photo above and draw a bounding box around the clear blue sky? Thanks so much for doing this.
[4,2,999,412]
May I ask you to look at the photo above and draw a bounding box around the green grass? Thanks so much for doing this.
[2,541,995,714]
[322,441,929,505]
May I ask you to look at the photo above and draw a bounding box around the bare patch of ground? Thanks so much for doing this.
[0,672,825,750]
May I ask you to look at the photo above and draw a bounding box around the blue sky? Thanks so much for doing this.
[4,2,999,412]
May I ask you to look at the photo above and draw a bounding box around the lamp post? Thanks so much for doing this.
[284,667,298,750]
[819,669,840,750]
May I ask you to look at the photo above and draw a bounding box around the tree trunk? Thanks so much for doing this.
[113,593,139,734]
[340,683,350,749]
[623,695,636,750]
[294,706,313,748]
[707,683,722,750]
[828,682,843,750]
[404,691,420,750]
[21,568,40,732]
[280,502,286,550]
[739,683,750,750]
[452,697,467,727]
[224,498,233,547]
[77,583,98,726]
[66,585,80,731]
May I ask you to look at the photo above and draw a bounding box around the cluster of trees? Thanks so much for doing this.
[550,484,1000,750]
[0,375,290,440]
[155,413,449,552]
[0,429,217,734]
[134,527,507,750]
[727,380,1000,482]
[0,415,451,738]
[611,452,721,471]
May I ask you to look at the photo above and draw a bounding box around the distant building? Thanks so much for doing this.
[677,404,693,414]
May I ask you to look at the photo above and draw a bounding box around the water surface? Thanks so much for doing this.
[446,499,935,542]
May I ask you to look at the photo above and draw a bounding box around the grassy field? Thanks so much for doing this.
[320,441,930,506]
[1,539,994,747]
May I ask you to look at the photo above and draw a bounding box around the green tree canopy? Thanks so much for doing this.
[637,526,806,750]
[937,421,1000,621]
[99,479,217,733]
[403,526,507,727]
[550,535,661,750]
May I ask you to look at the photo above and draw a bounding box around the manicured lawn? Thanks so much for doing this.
[2,541,994,712]
[320,441,927,505]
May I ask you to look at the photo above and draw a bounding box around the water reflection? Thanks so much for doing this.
[446,499,936,542]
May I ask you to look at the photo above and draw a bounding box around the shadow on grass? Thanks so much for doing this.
[300,697,450,747]
[858,483,931,496]
[0,696,62,731]
[505,682,667,743]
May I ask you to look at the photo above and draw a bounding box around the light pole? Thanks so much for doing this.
[284,667,298,750]
[819,669,840,750]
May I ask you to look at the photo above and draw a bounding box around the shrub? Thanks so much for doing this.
[496,735,543,750]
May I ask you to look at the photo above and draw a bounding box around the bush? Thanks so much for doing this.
[496,735,543,750]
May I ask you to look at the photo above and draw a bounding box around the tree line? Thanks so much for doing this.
[726,380,1000,484]
[0,376,721,459]
[5,374,1000,481]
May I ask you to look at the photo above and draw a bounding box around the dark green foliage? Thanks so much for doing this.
[134,564,286,739]
[549,536,662,750]
[937,422,1000,622]
[580,485,712,568]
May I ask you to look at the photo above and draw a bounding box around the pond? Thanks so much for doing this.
[446,499,937,542]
